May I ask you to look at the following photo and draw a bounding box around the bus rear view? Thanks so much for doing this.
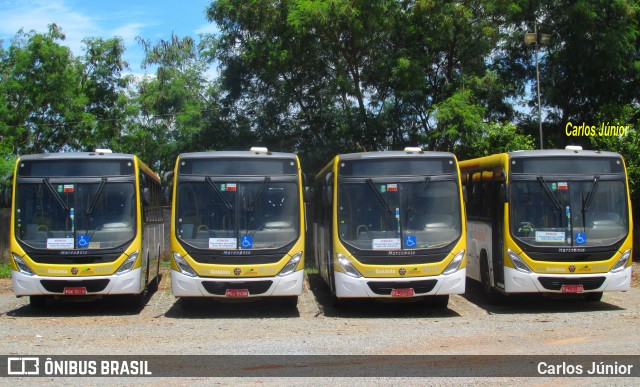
[169,148,305,306]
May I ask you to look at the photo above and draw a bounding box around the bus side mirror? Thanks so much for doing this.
[142,187,151,205]
[499,183,508,203]
[0,187,7,208]
[163,186,172,206]
[303,187,312,204]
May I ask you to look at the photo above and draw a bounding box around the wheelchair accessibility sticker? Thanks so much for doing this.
[77,235,90,248]
[575,232,587,245]
[241,236,253,249]
[404,235,417,248]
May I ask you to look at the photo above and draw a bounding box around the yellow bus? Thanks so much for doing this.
[459,147,633,302]
[312,148,466,308]
[3,150,165,308]
[168,147,306,307]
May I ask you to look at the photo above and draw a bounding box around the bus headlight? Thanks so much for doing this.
[507,249,532,274]
[336,253,362,278]
[115,251,139,275]
[277,252,303,277]
[173,252,197,277]
[442,250,465,275]
[610,249,631,273]
[12,253,35,276]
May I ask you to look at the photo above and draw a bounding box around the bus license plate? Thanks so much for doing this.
[561,284,584,293]
[225,289,249,297]
[391,288,415,297]
[63,287,87,296]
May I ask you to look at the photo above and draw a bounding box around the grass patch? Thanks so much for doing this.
[0,262,11,278]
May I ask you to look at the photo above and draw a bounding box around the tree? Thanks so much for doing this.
[1,24,85,154]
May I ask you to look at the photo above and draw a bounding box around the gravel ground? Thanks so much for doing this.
[1,262,639,385]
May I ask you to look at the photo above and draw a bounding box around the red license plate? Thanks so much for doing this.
[63,287,87,296]
[561,284,584,293]
[391,288,415,297]
[225,289,249,297]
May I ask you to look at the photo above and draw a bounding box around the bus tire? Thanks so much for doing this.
[585,292,603,302]
[29,296,48,309]
[480,254,502,305]
[429,295,449,309]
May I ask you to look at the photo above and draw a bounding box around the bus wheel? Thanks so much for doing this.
[481,256,501,305]
[585,292,603,302]
[29,296,48,309]
[429,295,449,309]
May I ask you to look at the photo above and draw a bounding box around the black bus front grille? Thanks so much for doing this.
[367,280,438,295]
[40,279,110,293]
[201,281,273,295]
[537,276,606,291]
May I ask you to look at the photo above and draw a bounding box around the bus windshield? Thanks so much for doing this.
[510,179,628,247]
[338,180,462,250]
[176,180,299,250]
[15,181,136,250]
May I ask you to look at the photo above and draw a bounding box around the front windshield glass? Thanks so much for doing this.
[15,182,136,249]
[338,180,462,250]
[176,181,299,250]
[510,179,628,247]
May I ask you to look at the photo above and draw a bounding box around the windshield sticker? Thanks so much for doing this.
[240,236,253,249]
[379,185,386,193]
[63,184,75,192]
[404,235,417,248]
[209,238,237,249]
[387,184,398,192]
[551,182,557,190]
[77,235,90,248]
[535,231,565,242]
[226,183,237,191]
[47,238,75,249]
[557,182,568,190]
[575,232,587,245]
[372,238,401,250]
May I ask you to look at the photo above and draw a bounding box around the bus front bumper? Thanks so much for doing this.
[11,268,144,297]
[503,266,631,293]
[171,269,304,298]
[333,268,466,298]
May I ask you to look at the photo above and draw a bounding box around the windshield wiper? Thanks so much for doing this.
[206,177,233,210]
[537,176,563,212]
[86,178,107,215]
[405,177,431,216]
[43,178,69,212]
[366,179,393,215]
[247,177,271,212]
[581,176,599,229]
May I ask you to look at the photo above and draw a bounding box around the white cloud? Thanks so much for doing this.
[194,23,219,36]
[0,0,100,54]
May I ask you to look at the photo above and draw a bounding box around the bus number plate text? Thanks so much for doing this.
[561,284,584,293]
[225,289,249,297]
[63,287,87,296]
[391,288,415,297]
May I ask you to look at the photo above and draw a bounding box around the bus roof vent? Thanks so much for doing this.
[565,145,582,152]
[250,147,269,154]
[95,149,113,154]
[404,147,423,153]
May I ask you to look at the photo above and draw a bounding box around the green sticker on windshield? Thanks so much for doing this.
[379,185,386,193]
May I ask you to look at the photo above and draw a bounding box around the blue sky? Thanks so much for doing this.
[0,0,217,74]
